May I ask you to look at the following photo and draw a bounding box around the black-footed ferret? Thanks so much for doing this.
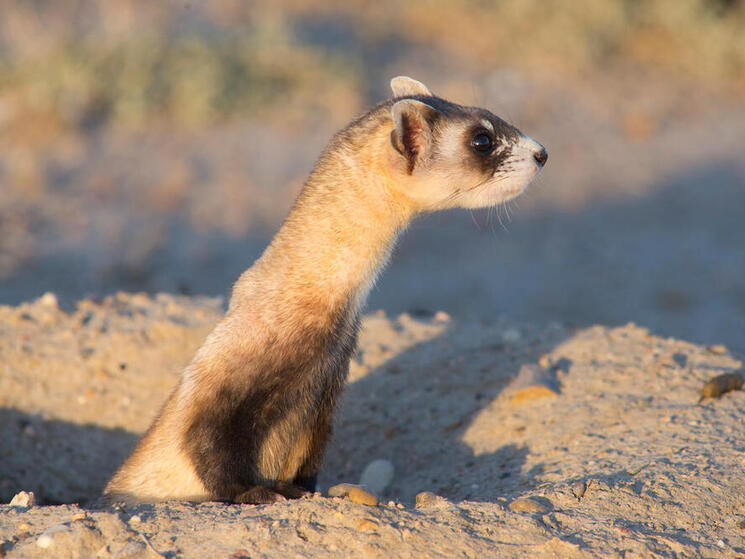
[104,76,547,504]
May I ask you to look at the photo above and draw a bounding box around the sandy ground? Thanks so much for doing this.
[1,293,744,557]
[2,7,744,557]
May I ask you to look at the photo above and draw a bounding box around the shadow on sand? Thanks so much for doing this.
[0,408,137,505]
[1,317,571,507]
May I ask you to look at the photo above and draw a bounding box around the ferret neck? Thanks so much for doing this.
[237,139,413,319]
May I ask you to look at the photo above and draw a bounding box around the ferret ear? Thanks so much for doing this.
[390,99,439,174]
[390,76,432,98]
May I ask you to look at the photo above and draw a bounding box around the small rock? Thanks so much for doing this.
[36,525,67,549]
[509,498,549,514]
[570,481,587,500]
[328,483,358,498]
[509,364,559,405]
[328,483,378,505]
[9,491,35,507]
[541,514,560,530]
[699,372,744,403]
[415,491,439,507]
[433,311,451,322]
[538,354,552,369]
[356,519,378,531]
[359,459,394,495]
[39,292,58,308]
[708,344,728,355]
[737,518,745,530]
[16,523,32,534]
[511,385,559,405]
[415,491,436,506]
[348,487,378,506]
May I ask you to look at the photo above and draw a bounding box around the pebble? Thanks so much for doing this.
[359,459,394,495]
[571,481,587,500]
[699,372,744,403]
[36,525,67,549]
[9,491,35,507]
[39,292,58,309]
[511,385,558,405]
[348,487,378,506]
[415,491,439,507]
[708,344,728,355]
[328,483,358,498]
[509,364,560,405]
[509,498,549,514]
[356,519,378,531]
[327,483,378,505]
[433,311,451,322]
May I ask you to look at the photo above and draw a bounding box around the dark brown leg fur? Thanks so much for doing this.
[183,317,358,504]
[233,482,310,504]
[234,486,286,504]
[289,386,336,493]
[293,474,318,492]
[274,481,311,499]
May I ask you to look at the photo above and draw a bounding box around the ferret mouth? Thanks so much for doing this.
[483,160,542,204]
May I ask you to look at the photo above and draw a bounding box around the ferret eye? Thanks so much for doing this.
[472,133,493,153]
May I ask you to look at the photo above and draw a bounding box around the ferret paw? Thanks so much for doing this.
[232,482,311,504]
[274,481,312,500]
[234,486,287,504]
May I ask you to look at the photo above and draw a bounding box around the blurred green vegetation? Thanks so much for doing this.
[0,17,360,130]
[0,0,743,130]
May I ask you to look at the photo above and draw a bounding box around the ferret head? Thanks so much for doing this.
[386,76,547,210]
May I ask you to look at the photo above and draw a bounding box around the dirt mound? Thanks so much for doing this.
[1,294,743,557]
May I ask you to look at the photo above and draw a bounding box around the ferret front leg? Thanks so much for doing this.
[289,400,335,494]
[293,473,318,493]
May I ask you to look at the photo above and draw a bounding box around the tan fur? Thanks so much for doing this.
[103,76,546,504]
[105,392,208,502]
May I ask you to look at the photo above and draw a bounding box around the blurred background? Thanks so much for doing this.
[0,0,743,351]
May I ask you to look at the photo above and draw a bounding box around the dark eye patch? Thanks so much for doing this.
[471,132,493,153]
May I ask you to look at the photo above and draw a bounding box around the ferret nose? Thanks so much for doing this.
[533,147,548,167]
